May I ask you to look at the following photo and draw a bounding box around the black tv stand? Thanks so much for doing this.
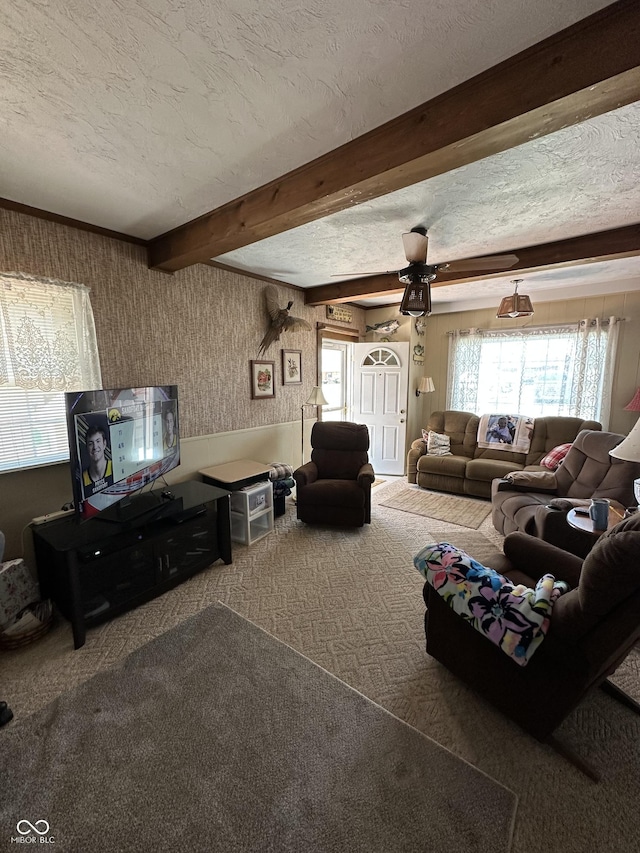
[32,481,231,649]
[93,492,164,524]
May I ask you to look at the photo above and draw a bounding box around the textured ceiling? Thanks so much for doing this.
[216,103,640,281]
[1,0,638,310]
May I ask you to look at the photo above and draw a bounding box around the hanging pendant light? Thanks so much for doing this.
[496,279,534,319]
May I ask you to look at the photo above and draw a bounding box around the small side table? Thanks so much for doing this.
[200,460,272,491]
[567,501,626,538]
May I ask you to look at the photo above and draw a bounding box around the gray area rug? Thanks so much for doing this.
[380,486,492,529]
[0,603,516,852]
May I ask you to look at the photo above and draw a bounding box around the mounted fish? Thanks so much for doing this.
[365,319,400,335]
[258,285,311,356]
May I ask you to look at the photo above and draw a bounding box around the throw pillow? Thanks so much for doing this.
[426,430,451,456]
[540,443,572,470]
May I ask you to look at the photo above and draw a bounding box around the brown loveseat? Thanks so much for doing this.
[407,410,601,499]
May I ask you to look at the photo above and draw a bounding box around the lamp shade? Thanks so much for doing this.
[417,377,435,394]
[304,386,328,407]
[609,418,640,462]
[624,388,640,412]
[497,279,534,319]
[401,228,428,263]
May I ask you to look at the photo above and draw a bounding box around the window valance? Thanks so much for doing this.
[0,271,102,472]
[0,271,101,392]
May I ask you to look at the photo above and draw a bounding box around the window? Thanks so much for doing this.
[0,272,102,472]
[361,348,400,367]
[446,319,619,427]
[321,341,349,422]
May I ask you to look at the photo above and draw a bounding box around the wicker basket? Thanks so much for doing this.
[0,600,53,650]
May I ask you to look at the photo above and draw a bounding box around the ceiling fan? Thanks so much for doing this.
[334,227,519,317]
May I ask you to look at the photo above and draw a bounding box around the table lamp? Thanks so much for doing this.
[609,419,640,464]
[623,387,640,414]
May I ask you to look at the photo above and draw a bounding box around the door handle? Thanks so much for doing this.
[400,418,405,423]
[400,409,406,414]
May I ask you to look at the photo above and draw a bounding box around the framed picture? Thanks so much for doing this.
[281,349,302,385]
[250,360,275,399]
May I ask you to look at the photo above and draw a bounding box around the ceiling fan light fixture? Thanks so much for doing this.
[401,227,428,263]
[400,277,432,317]
[497,279,534,319]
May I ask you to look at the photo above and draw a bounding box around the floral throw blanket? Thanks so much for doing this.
[415,542,567,666]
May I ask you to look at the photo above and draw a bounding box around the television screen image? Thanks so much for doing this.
[78,416,114,499]
[66,386,179,520]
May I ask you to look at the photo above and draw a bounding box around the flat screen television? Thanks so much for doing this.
[65,385,180,522]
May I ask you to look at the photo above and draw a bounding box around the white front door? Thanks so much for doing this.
[352,342,409,475]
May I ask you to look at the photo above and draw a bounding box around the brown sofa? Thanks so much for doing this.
[407,410,601,499]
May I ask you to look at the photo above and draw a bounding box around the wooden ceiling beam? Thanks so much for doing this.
[148,0,640,272]
[304,224,640,304]
[304,275,404,306]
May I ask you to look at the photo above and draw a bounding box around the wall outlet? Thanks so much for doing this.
[31,509,74,526]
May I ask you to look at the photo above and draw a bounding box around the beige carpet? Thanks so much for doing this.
[2,476,640,853]
[1,603,516,852]
[380,485,492,529]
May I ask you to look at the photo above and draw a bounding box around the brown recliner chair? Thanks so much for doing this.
[491,429,640,557]
[293,421,375,527]
[423,513,640,779]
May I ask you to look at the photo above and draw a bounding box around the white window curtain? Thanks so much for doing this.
[570,318,619,428]
[0,271,102,472]
[446,328,482,412]
[446,319,620,428]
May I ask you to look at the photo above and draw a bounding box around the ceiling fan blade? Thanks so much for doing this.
[331,270,398,279]
[402,229,428,263]
[439,253,519,272]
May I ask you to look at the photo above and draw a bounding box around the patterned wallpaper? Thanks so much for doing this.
[0,208,365,438]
